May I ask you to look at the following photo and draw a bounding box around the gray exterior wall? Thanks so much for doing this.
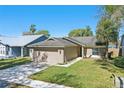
[23,47,29,56]
[11,47,21,57]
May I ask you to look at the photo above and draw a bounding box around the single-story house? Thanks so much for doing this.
[28,36,106,65]
[28,37,81,65]
[0,35,47,59]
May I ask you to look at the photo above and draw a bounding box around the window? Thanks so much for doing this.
[92,48,100,55]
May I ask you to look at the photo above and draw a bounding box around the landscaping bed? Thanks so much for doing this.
[30,59,124,88]
[0,57,31,70]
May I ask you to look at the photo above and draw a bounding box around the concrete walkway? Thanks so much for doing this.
[0,62,69,88]
[115,76,124,88]
[56,57,82,67]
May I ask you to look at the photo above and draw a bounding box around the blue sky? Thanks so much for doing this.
[0,5,99,37]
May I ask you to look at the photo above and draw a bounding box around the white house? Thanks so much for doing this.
[0,35,47,59]
[0,43,9,57]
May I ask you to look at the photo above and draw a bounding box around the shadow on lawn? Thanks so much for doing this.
[0,58,31,70]
[94,59,124,74]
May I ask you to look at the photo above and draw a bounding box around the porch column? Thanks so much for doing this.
[9,47,12,56]
[82,47,84,58]
[21,47,24,57]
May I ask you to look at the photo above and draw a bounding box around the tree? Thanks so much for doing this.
[68,26,93,37]
[96,5,124,58]
[23,24,51,36]
[102,6,124,23]
[96,17,119,58]
[100,6,124,47]
[29,24,36,34]
[68,29,83,37]
[85,26,93,36]
[35,30,50,37]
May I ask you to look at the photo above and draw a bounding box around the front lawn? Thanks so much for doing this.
[30,59,124,88]
[0,57,31,70]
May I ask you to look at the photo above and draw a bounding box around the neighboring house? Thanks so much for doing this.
[28,36,106,65]
[0,42,9,58]
[0,35,47,59]
[120,35,124,56]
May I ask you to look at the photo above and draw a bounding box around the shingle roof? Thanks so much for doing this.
[28,37,78,47]
[0,35,44,47]
[65,36,97,47]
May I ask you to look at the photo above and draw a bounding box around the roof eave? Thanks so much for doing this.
[27,45,65,48]
[24,35,45,46]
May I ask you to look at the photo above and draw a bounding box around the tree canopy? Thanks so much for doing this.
[29,24,36,34]
[23,24,50,37]
[68,26,93,37]
[101,6,124,33]
[35,30,50,37]
[96,17,118,43]
[96,5,124,58]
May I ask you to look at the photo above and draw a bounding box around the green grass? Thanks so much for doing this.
[0,57,31,70]
[30,59,124,88]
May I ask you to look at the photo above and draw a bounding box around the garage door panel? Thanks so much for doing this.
[47,51,59,65]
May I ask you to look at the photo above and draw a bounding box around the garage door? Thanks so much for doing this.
[35,50,59,65]
[46,51,59,65]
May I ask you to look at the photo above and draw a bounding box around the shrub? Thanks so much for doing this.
[114,57,124,68]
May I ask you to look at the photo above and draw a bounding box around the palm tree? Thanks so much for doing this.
[29,24,36,34]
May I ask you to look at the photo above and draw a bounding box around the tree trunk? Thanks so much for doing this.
[105,41,109,59]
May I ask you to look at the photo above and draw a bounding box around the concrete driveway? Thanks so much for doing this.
[0,62,69,88]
